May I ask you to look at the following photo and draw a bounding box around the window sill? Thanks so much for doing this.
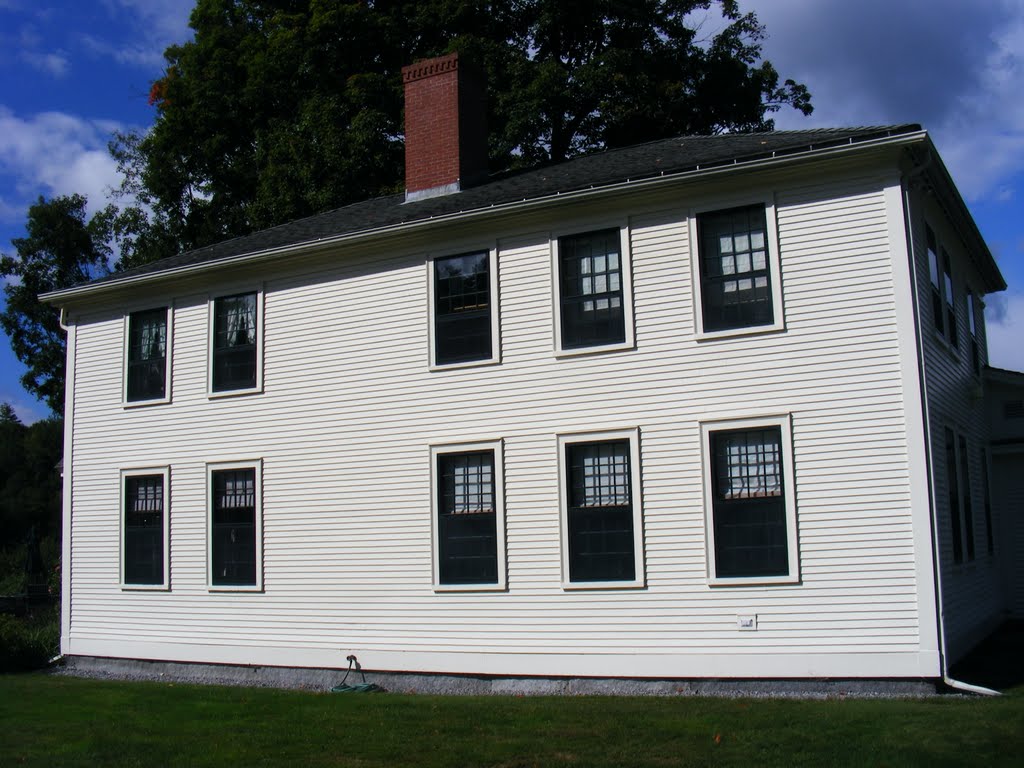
[561,578,646,591]
[695,321,785,343]
[430,356,501,373]
[554,340,635,359]
[122,396,171,408]
[208,585,264,593]
[433,582,507,593]
[120,584,169,591]
[207,386,263,400]
[707,574,800,587]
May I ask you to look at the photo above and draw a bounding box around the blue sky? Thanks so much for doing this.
[1,0,1022,423]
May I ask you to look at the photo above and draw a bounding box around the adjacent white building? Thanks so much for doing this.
[44,54,1019,684]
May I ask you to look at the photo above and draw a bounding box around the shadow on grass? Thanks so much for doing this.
[949,620,1024,694]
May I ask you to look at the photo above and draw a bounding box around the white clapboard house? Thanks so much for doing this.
[44,53,1021,685]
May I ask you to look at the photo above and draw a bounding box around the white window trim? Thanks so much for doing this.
[551,222,636,357]
[557,428,645,590]
[689,194,785,341]
[700,414,800,587]
[207,459,264,592]
[120,466,171,591]
[207,286,265,398]
[121,305,173,408]
[426,245,501,371]
[429,439,507,592]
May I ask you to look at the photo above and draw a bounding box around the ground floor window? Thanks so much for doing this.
[122,467,169,588]
[208,462,262,589]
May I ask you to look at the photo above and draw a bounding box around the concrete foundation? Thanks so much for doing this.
[54,655,939,698]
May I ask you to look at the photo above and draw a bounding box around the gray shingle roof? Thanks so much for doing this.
[90,125,923,286]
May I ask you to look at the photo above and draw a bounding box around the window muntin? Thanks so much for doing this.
[121,468,169,589]
[926,226,944,336]
[433,251,493,366]
[126,308,168,403]
[942,249,957,349]
[559,431,644,587]
[431,440,506,591]
[697,204,774,332]
[557,228,627,350]
[209,465,260,588]
[212,292,259,393]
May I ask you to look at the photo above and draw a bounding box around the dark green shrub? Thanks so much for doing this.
[0,605,59,673]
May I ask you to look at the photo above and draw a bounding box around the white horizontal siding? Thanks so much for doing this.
[66,167,932,676]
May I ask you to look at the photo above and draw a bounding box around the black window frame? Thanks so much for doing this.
[431,250,495,367]
[561,433,642,586]
[122,469,168,588]
[556,228,630,352]
[211,291,260,393]
[435,448,501,587]
[209,465,260,589]
[126,307,169,403]
[696,203,776,334]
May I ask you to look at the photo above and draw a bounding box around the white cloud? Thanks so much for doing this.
[986,290,1024,371]
[85,0,193,70]
[20,49,69,77]
[0,106,125,218]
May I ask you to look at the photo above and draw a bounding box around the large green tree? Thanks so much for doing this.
[0,195,112,414]
[114,0,810,259]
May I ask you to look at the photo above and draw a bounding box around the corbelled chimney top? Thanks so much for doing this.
[402,52,487,203]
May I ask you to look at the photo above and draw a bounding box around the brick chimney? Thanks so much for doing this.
[402,52,487,202]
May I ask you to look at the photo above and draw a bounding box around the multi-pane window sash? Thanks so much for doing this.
[566,440,635,582]
[437,451,498,585]
[212,293,257,392]
[558,229,626,349]
[124,474,164,585]
[211,469,257,586]
[698,205,773,332]
[434,252,491,365]
[126,308,167,401]
[942,250,957,349]
[927,227,944,336]
[710,427,788,578]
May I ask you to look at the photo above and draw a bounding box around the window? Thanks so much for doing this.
[121,468,169,588]
[967,291,980,374]
[558,430,644,588]
[702,416,799,584]
[942,249,957,349]
[431,441,506,590]
[208,462,262,589]
[125,307,169,403]
[210,291,261,394]
[430,250,498,367]
[554,227,633,353]
[696,203,777,334]
[959,435,975,562]
[980,448,994,556]
[926,226,944,337]
[944,427,963,565]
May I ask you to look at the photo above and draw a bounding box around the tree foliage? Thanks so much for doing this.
[113,0,811,259]
[0,195,112,414]
[0,405,62,551]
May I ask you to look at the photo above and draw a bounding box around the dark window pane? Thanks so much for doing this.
[942,251,957,349]
[127,308,167,401]
[927,227,944,335]
[211,469,257,586]
[945,428,962,565]
[124,474,164,585]
[959,436,974,562]
[980,448,993,555]
[438,451,498,584]
[698,205,773,332]
[710,428,788,578]
[213,293,257,391]
[434,252,492,365]
[566,440,635,582]
[559,229,625,349]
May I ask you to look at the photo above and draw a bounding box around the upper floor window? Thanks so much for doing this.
[702,415,799,585]
[696,204,777,334]
[431,441,506,590]
[558,429,644,588]
[942,249,957,349]
[125,308,169,403]
[967,291,980,373]
[208,462,262,589]
[211,291,261,394]
[122,468,169,589]
[926,226,944,337]
[554,228,634,354]
[431,250,498,367]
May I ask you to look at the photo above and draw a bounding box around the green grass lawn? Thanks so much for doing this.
[2,674,1023,767]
